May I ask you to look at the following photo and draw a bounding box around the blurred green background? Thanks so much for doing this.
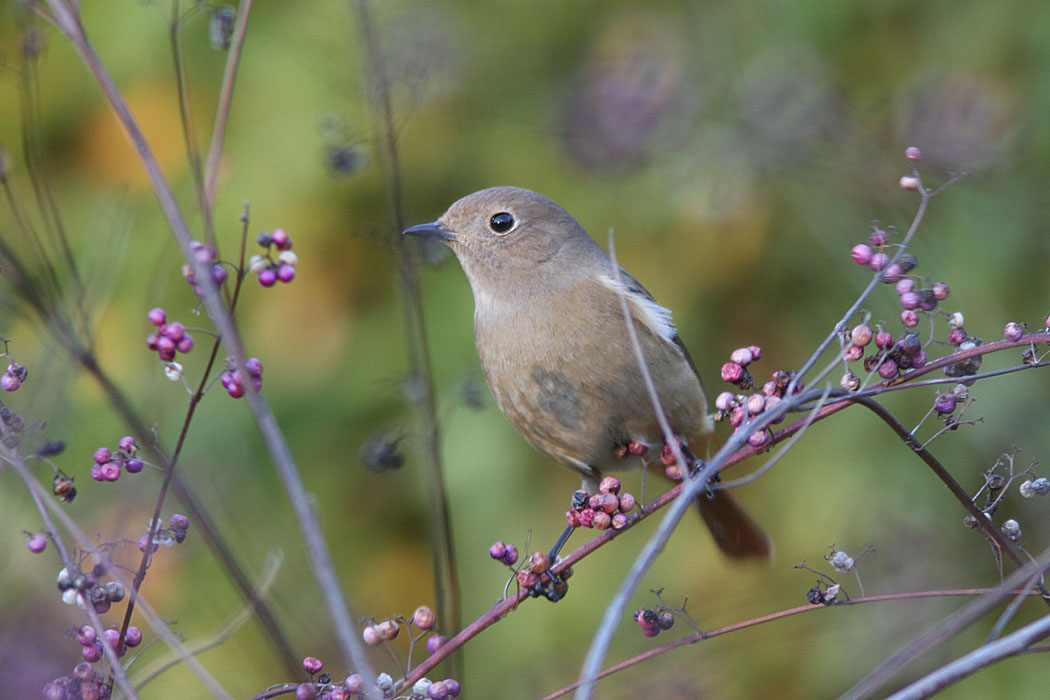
[2,1,1049,698]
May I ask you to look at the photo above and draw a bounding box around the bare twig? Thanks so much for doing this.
[838,544,1050,700]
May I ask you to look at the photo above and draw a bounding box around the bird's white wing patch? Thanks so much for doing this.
[598,274,677,345]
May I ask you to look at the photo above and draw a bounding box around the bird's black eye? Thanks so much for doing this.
[489,212,515,233]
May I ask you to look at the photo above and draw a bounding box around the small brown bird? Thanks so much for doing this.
[405,187,769,559]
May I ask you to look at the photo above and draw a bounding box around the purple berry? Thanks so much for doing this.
[1,373,20,391]
[869,252,889,271]
[93,447,111,465]
[258,267,277,287]
[76,625,97,646]
[100,462,121,481]
[212,265,228,285]
[125,627,142,647]
[163,322,185,342]
[277,264,296,283]
[935,394,956,414]
[119,436,136,452]
[878,359,899,379]
[27,533,47,553]
[125,458,144,474]
[1004,322,1024,342]
[148,308,167,326]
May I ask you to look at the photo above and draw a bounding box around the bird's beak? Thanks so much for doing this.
[402,221,456,241]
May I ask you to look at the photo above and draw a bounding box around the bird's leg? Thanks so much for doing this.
[528,488,590,602]
[679,442,720,498]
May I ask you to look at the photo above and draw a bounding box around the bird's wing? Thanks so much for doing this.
[597,269,708,399]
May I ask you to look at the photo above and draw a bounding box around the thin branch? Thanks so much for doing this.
[351,0,460,671]
[44,1,375,689]
[544,587,1046,700]
[203,0,253,247]
[837,543,1050,700]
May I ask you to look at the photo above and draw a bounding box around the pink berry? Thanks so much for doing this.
[489,541,506,560]
[592,511,612,529]
[931,281,950,300]
[730,347,753,366]
[345,673,365,693]
[721,362,743,382]
[302,656,324,674]
[413,605,436,630]
[905,146,923,161]
[844,345,863,362]
[163,322,185,342]
[714,391,736,411]
[599,476,620,494]
[93,447,111,465]
[90,464,103,481]
[138,535,158,554]
[851,325,872,347]
[851,244,873,266]
[868,252,889,272]
[1,373,20,391]
[875,331,893,349]
[577,508,595,527]
[27,533,47,553]
[100,462,121,481]
[948,328,967,345]
[748,430,771,448]
[899,291,919,310]
[611,512,629,529]
[882,263,903,282]
[899,175,920,190]
[147,308,167,326]
[618,492,636,512]
[119,436,136,453]
[1004,322,1024,342]
[295,683,316,700]
[895,278,914,295]
[869,228,888,246]
[878,359,899,379]
[362,625,381,645]
[271,228,291,250]
[901,310,919,327]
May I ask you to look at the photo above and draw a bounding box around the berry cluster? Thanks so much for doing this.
[145,308,194,362]
[633,607,676,638]
[714,348,794,449]
[851,237,950,329]
[249,229,297,287]
[1,360,26,392]
[219,356,263,398]
[181,240,229,297]
[564,476,636,531]
[72,623,142,664]
[88,437,143,483]
[56,566,125,617]
[42,661,116,700]
[488,541,519,567]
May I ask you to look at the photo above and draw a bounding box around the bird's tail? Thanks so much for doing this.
[697,490,772,560]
